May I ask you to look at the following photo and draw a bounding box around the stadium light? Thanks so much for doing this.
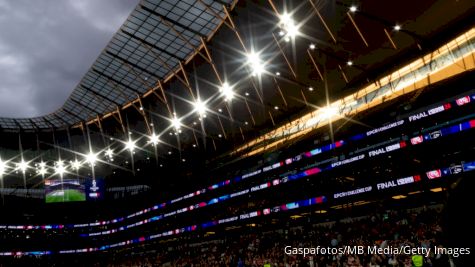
[125,139,136,152]
[0,159,6,175]
[38,167,47,176]
[246,52,265,76]
[279,13,299,39]
[17,160,29,173]
[170,116,181,130]
[149,133,160,145]
[86,152,98,165]
[105,148,114,158]
[193,98,207,116]
[219,82,234,101]
[71,159,82,170]
[54,161,66,176]
[319,106,339,120]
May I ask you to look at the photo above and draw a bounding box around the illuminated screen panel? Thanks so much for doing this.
[85,178,104,201]
[45,178,86,203]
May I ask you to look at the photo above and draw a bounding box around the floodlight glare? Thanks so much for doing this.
[149,133,160,145]
[319,106,339,120]
[38,167,47,176]
[0,159,6,175]
[86,152,98,165]
[193,98,207,116]
[17,160,28,173]
[125,139,136,151]
[71,159,82,170]
[246,52,265,76]
[219,82,234,101]
[171,116,181,130]
[279,13,299,39]
[105,148,114,158]
[349,6,357,12]
[394,24,401,31]
[55,161,66,175]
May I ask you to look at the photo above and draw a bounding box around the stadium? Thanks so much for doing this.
[0,0,474,266]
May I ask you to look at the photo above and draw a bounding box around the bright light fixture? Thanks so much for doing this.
[125,139,136,151]
[247,52,265,76]
[279,13,299,39]
[319,106,339,120]
[394,24,401,31]
[0,159,6,175]
[171,116,181,130]
[55,161,66,175]
[71,159,82,170]
[17,160,28,173]
[193,98,207,116]
[219,82,234,101]
[347,61,353,66]
[38,167,47,176]
[349,6,357,12]
[105,148,114,158]
[309,44,316,50]
[149,133,160,145]
[86,152,98,165]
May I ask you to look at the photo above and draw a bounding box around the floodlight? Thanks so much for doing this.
[279,13,299,39]
[0,159,6,175]
[17,160,28,173]
[349,6,357,12]
[394,24,401,31]
[125,139,136,151]
[38,167,47,176]
[193,98,207,116]
[219,82,234,101]
[55,161,66,175]
[105,148,114,158]
[246,52,265,76]
[149,133,160,145]
[170,116,181,130]
[320,106,339,120]
[71,159,82,170]
[86,152,98,165]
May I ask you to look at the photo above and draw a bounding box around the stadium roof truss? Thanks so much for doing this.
[0,0,236,131]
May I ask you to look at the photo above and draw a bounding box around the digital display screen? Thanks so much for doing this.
[45,178,86,203]
[85,178,104,200]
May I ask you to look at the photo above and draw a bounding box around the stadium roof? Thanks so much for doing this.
[0,0,473,139]
[0,0,235,130]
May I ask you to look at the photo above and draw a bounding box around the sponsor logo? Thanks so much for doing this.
[410,136,424,145]
[456,96,471,106]
[426,170,442,179]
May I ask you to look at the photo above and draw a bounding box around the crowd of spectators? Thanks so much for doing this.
[0,206,456,267]
[104,206,452,267]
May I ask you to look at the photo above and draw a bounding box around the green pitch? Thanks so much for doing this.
[46,189,86,203]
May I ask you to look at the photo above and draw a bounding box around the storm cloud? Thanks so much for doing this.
[0,0,139,118]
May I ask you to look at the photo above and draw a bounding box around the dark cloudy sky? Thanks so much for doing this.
[0,0,139,118]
